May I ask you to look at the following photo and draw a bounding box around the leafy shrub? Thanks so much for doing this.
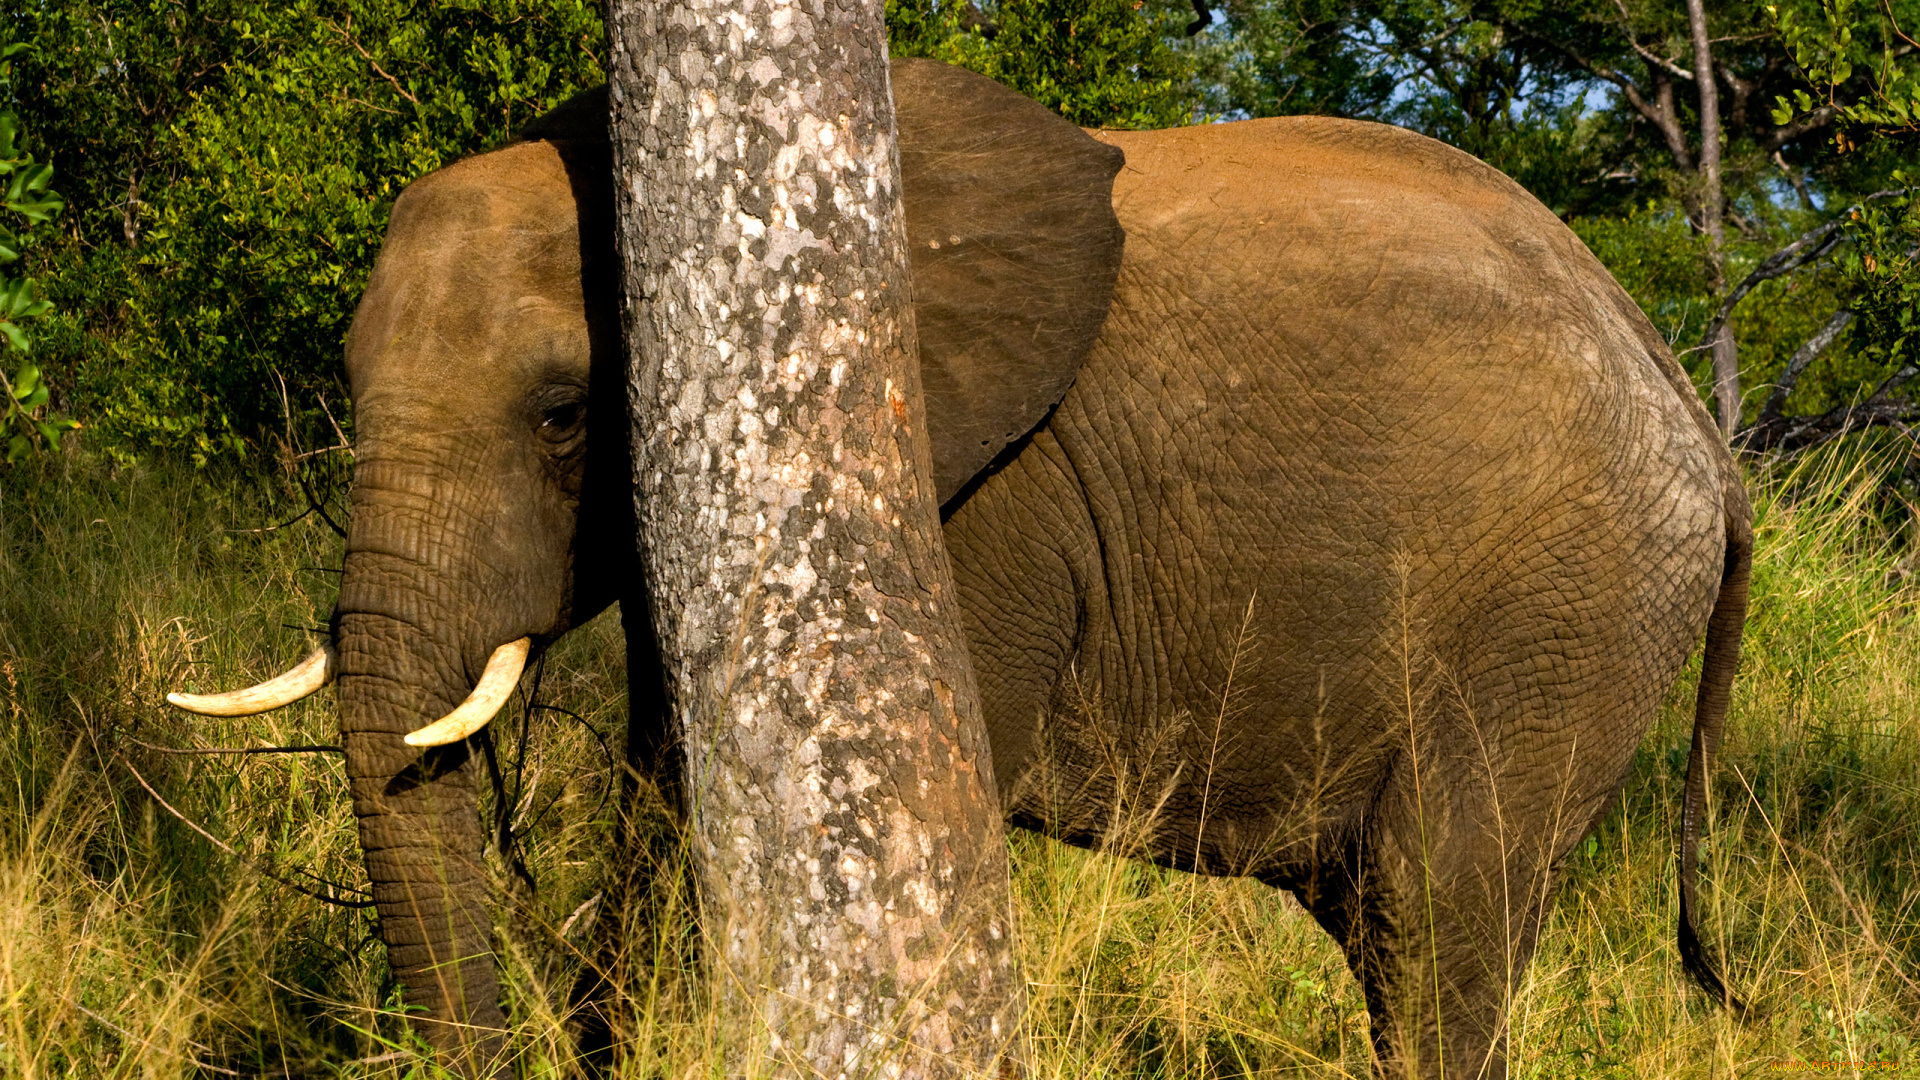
[13,0,605,462]
[1840,185,1917,379]
[987,0,1199,129]
[889,0,1200,129]
[0,43,73,462]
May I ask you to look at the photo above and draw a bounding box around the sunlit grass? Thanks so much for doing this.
[2,443,1917,1077]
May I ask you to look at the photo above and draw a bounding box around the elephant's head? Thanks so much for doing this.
[167,58,1123,1070]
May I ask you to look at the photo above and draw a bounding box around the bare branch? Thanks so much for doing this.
[1587,55,1693,168]
[1631,41,1695,81]
[1773,149,1817,210]
[1651,69,1697,171]
[1607,0,1694,83]
[1865,362,1920,405]
[1692,229,1848,352]
[1738,393,1920,454]
[1532,32,1657,119]
[126,736,344,756]
[320,18,419,106]
[1762,105,1838,151]
[1694,188,1910,355]
[1884,0,1920,52]
[1754,309,1856,426]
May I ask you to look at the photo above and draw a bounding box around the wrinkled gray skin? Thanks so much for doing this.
[328,60,1747,1078]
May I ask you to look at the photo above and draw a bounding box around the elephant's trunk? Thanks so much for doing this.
[334,467,518,1076]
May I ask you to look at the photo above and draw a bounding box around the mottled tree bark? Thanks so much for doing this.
[605,1,1026,1076]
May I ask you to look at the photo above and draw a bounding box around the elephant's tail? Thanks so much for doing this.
[1677,499,1752,1017]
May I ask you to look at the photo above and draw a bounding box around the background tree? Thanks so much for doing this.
[605,0,1025,1074]
[1739,0,1919,449]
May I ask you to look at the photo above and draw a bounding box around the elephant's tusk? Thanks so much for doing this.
[403,638,532,748]
[166,645,337,716]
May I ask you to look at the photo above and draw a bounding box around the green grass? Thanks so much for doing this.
[2,445,1918,1078]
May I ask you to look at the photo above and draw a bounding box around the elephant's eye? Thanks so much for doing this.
[532,386,589,451]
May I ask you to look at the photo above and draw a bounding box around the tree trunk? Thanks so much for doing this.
[1687,0,1740,438]
[604,2,1026,1076]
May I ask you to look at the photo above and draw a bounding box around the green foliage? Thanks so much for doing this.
[13,0,604,463]
[18,0,1193,463]
[1763,0,1920,427]
[1574,201,1904,425]
[1573,208,1721,344]
[1182,0,1920,433]
[1771,0,1920,138]
[887,0,1201,128]
[0,43,75,462]
[1839,184,1918,375]
[1193,1,1659,217]
[1194,0,1919,215]
[1190,0,1396,119]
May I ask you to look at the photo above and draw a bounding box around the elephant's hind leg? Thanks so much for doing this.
[1299,734,1581,1080]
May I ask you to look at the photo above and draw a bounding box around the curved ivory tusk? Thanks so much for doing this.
[404,638,532,748]
[167,645,337,717]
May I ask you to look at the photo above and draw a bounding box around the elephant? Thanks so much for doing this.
[167,58,1750,1079]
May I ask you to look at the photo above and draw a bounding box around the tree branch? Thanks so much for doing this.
[1693,188,1910,357]
[1527,7,1693,169]
[1526,30,1661,124]
[1762,105,1838,151]
[1883,0,1920,52]
[1774,149,1817,210]
[1652,69,1697,172]
[1693,228,1848,353]
[320,18,419,106]
[1738,393,1920,454]
[1629,40,1695,80]
[1755,308,1856,425]
[1608,0,1694,83]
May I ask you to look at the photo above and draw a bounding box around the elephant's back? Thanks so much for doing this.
[1095,114,1551,241]
[1090,116,1720,453]
[1086,116,1730,558]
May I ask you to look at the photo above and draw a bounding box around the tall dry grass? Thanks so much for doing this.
[1,444,1917,1078]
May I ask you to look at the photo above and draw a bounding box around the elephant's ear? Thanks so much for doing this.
[517,86,608,144]
[891,58,1125,506]
[516,66,1125,507]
